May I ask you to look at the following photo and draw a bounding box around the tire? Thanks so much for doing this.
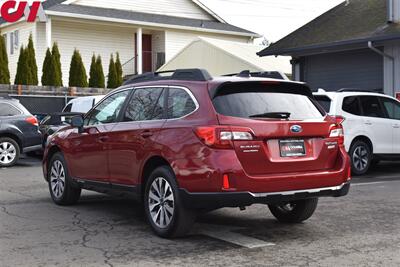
[269,198,318,223]
[349,140,372,176]
[144,166,196,238]
[0,137,20,167]
[48,152,81,206]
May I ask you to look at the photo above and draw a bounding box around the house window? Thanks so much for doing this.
[9,30,19,55]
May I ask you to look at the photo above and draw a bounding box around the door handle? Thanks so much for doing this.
[393,124,400,129]
[140,131,153,138]
[98,136,109,143]
[364,121,372,126]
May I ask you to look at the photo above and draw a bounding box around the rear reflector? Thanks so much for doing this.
[222,174,230,190]
[25,116,38,126]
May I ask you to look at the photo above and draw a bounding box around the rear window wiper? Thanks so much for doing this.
[249,112,291,119]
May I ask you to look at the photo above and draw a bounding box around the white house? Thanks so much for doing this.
[0,0,259,86]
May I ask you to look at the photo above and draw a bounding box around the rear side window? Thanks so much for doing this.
[213,92,322,120]
[123,88,164,121]
[380,97,400,120]
[314,95,332,113]
[167,88,197,119]
[342,96,362,116]
[360,96,385,118]
[63,103,72,112]
[0,102,21,116]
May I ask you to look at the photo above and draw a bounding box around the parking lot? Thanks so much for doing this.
[1,156,400,267]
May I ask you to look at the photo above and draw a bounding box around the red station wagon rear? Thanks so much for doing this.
[43,69,351,238]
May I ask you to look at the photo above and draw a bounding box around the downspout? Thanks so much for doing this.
[368,41,395,96]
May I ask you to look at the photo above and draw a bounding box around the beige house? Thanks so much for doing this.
[159,37,291,77]
[0,0,258,86]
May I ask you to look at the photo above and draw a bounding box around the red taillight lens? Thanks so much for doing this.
[329,125,344,145]
[25,116,38,126]
[194,126,254,149]
[222,174,230,190]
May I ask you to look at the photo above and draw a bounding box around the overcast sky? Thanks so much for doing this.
[201,0,344,43]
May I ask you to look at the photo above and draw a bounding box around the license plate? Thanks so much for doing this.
[279,140,306,157]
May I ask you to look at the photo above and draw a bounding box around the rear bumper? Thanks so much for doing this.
[179,182,350,209]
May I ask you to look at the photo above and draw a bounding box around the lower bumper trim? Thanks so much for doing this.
[179,182,350,210]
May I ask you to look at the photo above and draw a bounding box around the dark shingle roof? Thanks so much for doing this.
[258,0,400,56]
[0,0,256,36]
[46,3,256,35]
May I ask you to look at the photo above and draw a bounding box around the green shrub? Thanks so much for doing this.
[0,35,10,84]
[89,54,97,88]
[96,55,105,88]
[115,52,123,87]
[26,34,38,85]
[107,54,118,89]
[41,48,53,86]
[69,49,88,87]
[51,42,63,86]
[14,46,31,85]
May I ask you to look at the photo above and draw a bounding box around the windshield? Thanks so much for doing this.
[213,92,323,120]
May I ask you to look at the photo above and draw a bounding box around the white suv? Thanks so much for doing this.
[314,89,400,175]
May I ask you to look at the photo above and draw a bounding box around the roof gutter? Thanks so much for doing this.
[368,41,394,96]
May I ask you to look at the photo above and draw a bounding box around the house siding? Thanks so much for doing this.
[1,21,36,84]
[71,0,215,21]
[302,49,383,91]
[50,19,137,86]
[164,30,250,62]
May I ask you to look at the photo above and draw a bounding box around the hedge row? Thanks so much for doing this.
[0,34,124,88]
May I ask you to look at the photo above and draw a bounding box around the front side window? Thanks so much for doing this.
[85,90,129,126]
[123,88,164,122]
[0,102,21,116]
[167,88,197,119]
[380,97,400,120]
[63,103,72,113]
[342,96,362,116]
[360,96,385,118]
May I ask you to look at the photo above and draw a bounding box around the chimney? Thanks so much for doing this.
[388,0,400,23]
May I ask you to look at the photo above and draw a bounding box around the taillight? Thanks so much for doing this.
[333,116,345,125]
[25,116,38,126]
[329,125,344,145]
[194,126,254,149]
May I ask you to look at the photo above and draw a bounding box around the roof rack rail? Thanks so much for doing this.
[337,88,383,93]
[123,68,212,86]
[223,70,286,80]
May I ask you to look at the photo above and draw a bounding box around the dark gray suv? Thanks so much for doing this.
[0,97,42,167]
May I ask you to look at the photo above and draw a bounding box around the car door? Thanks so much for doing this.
[66,90,130,182]
[379,97,400,154]
[108,87,166,186]
[359,96,393,154]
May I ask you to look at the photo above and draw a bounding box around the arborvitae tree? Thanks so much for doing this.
[51,42,62,86]
[14,46,31,85]
[41,48,61,86]
[0,35,10,84]
[26,34,38,85]
[115,52,123,87]
[88,54,97,88]
[107,54,118,89]
[96,55,105,88]
[69,49,88,87]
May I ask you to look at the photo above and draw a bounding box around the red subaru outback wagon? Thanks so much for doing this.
[43,69,351,238]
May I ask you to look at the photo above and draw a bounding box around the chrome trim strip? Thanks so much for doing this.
[249,183,348,198]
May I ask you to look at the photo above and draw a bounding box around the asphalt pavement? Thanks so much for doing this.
[1,155,400,267]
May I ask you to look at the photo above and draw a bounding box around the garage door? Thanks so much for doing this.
[303,49,383,91]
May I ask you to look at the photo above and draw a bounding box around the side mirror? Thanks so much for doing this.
[71,115,84,133]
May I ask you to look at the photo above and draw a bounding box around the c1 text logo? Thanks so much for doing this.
[1,1,46,23]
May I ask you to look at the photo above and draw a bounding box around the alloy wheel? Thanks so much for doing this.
[352,146,369,171]
[277,203,296,213]
[0,141,17,165]
[148,177,175,229]
[50,160,66,199]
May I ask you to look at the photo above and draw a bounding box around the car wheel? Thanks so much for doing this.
[0,137,20,167]
[48,152,81,206]
[269,198,318,223]
[144,166,196,238]
[350,140,372,176]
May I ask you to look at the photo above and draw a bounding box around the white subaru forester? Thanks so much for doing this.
[314,89,400,175]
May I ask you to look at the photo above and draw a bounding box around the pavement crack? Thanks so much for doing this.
[0,205,29,220]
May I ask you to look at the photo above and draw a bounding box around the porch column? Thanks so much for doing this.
[137,28,143,74]
[46,17,52,48]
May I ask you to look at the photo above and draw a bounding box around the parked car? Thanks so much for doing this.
[43,69,351,238]
[39,95,105,147]
[314,89,400,175]
[0,97,42,167]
